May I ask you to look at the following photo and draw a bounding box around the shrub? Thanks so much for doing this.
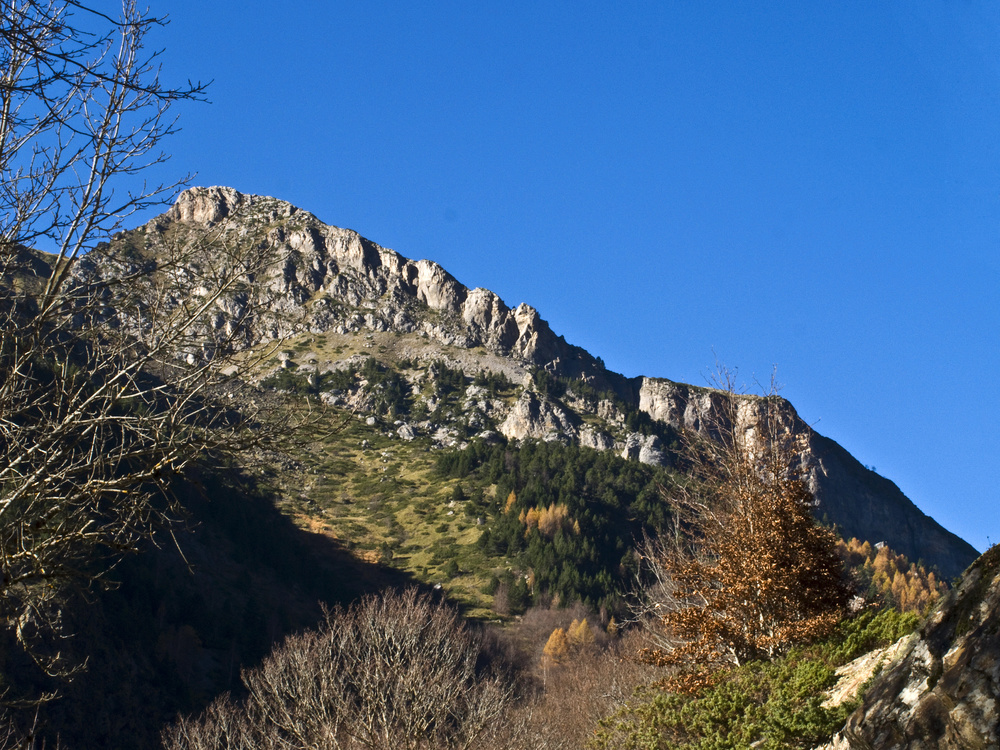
[593,607,919,750]
[163,589,522,750]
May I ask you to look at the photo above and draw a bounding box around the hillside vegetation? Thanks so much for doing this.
[0,183,974,748]
[251,345,682,615]
[593,608,921,750]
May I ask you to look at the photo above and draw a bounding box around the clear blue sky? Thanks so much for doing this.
[139,2,998,553]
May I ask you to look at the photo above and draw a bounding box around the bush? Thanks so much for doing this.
[592,607,919,750]
[163,589,522,750]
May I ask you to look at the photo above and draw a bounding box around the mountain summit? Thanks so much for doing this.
[115,186,976,579]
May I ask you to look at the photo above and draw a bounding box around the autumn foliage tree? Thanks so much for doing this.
[541,617,599,671]
[639,371,848,681]
[839,537,946,613]
[542,627,570,669]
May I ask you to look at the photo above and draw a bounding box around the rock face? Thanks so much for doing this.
[499,390,579,442]
[579,425,615,452]
[821,635,916,711]
[621,433,668,467]
[637,378,977,580]
[822,546,1000,749]
[156,186,613,387]
[105,186,977,579]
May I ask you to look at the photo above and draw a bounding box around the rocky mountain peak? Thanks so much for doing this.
[167,185,300,226]
[155,187,613,385]
[106,186,978,580]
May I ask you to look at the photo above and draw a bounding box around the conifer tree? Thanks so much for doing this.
[542,627,570,667]
[567,618,596,650]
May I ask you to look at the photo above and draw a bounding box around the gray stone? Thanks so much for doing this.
[498,390,578,442]
[817,548,1000,750]
[621,433,667,466]
[579,425,614,452]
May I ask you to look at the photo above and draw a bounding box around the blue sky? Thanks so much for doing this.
[140,2,998,553]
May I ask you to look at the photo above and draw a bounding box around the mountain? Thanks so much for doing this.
[102,185,975,580]
[3,185,984,749]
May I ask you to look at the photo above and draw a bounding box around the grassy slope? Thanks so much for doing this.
[271,408,501,617]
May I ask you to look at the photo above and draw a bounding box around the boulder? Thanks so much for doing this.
[621,432,667,467]
[819,547,1000,749]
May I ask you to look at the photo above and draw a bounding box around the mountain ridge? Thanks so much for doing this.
[110,185,976,579]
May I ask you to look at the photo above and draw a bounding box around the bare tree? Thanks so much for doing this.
[163,589,524,750]
[634,369,848,686]
[157,695,260,750]
[0,0,290,689]
[0,0,206,255]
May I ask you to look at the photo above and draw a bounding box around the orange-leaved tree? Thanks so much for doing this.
[838,537,946,613]
[639,369,848,681]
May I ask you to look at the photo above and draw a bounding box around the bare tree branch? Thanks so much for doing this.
[0,0,290,696]
[163,589,524,750]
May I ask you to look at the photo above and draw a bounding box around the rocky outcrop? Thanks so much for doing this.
[498,390,579,443]
[151,187,612,383]
[166,184,257,225]
[579,425,615,452]
[637,378,977,580]
[821,635,916,711]
[821,546,1000,749]
[621,433,668,467]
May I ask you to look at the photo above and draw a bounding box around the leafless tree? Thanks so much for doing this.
[0,0,206,253]
[163,588,525,750]
[0,0,290,691]
[157,695,260,750]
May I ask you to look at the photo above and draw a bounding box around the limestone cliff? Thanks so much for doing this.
[155,186,614,387]
[637,378,977,579]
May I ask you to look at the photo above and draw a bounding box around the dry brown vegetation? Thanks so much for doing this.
[162,589,523,750]
[501,604,661,750]
[635,371,848,688]
[163,595,663,750]
[514,638,659,750]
